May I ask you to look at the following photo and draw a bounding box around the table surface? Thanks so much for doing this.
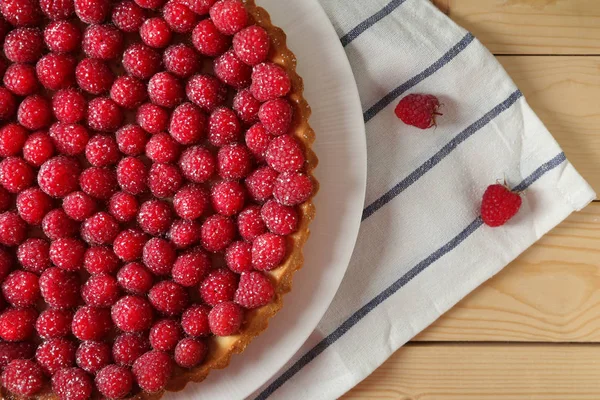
[343,0,600,399]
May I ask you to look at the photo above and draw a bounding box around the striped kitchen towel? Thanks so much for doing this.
[251,0,596,399]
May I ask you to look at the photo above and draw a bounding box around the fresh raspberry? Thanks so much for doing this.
[113,229,148,262]
[44,21,81,53]
[76,58,114,95]
[218,143,252,179]
[163,2,197,33]
[225,241,253,273]
[87,97,124,132]
[211,180,246,216]
[36,53,76,91]
[168,219,200,249]
[40,0,75,20]
[210,0,248,35]
[52,89,87,124]
[2,359,44,396]
[191,19,230,57]
[481,184,523,227]
[49,123,90,155]
[0,342,36,370]
[3,28,44,63]
[140,17,172,48]
[0,211,27,246]
[265,135,305,173]
[3,64,39,96]
[36,338,76,375]
[17,95,53,131]
[18,238,51,273]
[110,76,148,109]
[163,44,201,79]
[84,246,119,274]
[112,1,146,32]
[259,98,293,136]
[39,267,80,309]
[36,309,73,339]
[181,304,210,337]
[233,89,260,125]
[208,107,241,147]
[174,338,207,368]
[62,191,96,221]
[200,215,235,252]
[250,63,291,102]
[51,368,93,400]
[116,125,148,156]
[112,295,154,332]
[169,102,206,145]
[123,44,162,80]
[0,157,35,194]
[113,333,149,366]
[38,156,81,198]
[42,209,79,239]
[261,199,298,235]
[117,157,148,195]
[117,262,153,294]
[96,365,134,399]
[135,0,166,9]
[85,135,120,168]
[80,167,118,200]
[214,49,252,88]
[0,307,37,341]
[235,271,274,309]
[81,211,120,245]
[0,123,28,157]
[245,165,277,202]
[74,0,111,23]
[23,132,54,167]
[149,319,182,351]
[49,237,86,271]
[173,184,209,220]
[237,205,266,241]
[147,163,183,198]
[0,187,10,213]
[138,200,173,235]
[200,268,238,306]
[109,192,139,223]
[16,187,53,225]
[172,250,210,287]
[0,87,16,121]
[132,350,172,393]
[72,306,112,341]
[208,302,243,336]
[148,72,184,108]
[186,74,227,112]
[233,25,270,66]
[76,341,111,374]
[0,0,42,26]
[252,233,286,271]
[178,146,216,183]
[142,237,176,275]
[2,271,40,308]
[0,248,12,281]
[146,132,180,163]
[394,93,441,129]
[273,172,313,206]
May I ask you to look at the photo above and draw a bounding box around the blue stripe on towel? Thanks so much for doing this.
[340,0,409,47]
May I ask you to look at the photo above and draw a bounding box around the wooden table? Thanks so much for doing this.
[344,1,600,398]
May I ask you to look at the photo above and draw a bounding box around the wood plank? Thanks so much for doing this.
[343,343,600,399]
[416,202,600,342]
[432,0,600,55]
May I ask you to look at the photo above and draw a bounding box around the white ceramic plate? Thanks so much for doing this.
[166,1,367,398]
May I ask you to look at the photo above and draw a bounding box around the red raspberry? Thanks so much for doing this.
[76,58,114,95]
[237,205,266,241]
[36,338,76,375]
[208,301,242,336]
[0,87,16,121]
[181,304,210,337]
[245,165,277,202]
[251,63,291,102]
[0,211,27,246]
[394,93,441,129]
[252,233,286,271]
[2,271,40,308]
[146,132,180,163]
[191,19,230,57]
[208,107,241,147]
[51,367,93,400]
[235,271,274,309]
[481,184,523,227]
[200,268,238,306]
[117,157,148,195]
[142,237,176,275]
[0,157,34,194]
[233,89,260,125]
[0,342,36,370]
[0,123,28,157]
[76,341,111,374]
[112,295,154,332]
[265,135,305,173]
[109,192,139,223]
[112,0,146,32]
[3,28,44,63]
[52,89,87,124]
[18,238,51,273]
[49,123,90,155]
[36,53,76,91]
[23,132,54,167]
[149,319,182,351]
[186,74,227,112]
[113,229,148,262]
[116,125,148,156]
[138,200,173,235]
[0,0,42,26]
[273,172,313,206]
[110,76,148,109]
[132,350,172,393]
[169,102,206,145]
[211,180,246,216]
[36,309,73,339]
[214,49,252,88]
[135,0,166,9]
[0,307,37,341]
[63,191,97,221]
[179,146,216,183]
[174,337,207,368]
[3,63,39,96]
[117,261,153,294]
[147,163,183,198]
[42,209,79,239]
[0,248,12,281]
[172,250,210,287]
[44,21,81,53]
[81,211,120,245]
[182,0,216,14]
[148,72,184,108]
[39,267,80,309]
[16,187,53,225]
[80,167,118,200]
[85,135,120,167]
[2,359,44,396]
[218,143,252,179]
[113,333,149,366]
[96,365,134,399]
[74,0,110,23]
[84,246,119,274]
[259,98,293,136]
[49,237,86,271]
[140,17,172,48]
[210,0,248,35]
[168,219,200,249]
[38,156,81,198]
[261,199,298,235]
[87,97,124,132]
[163,44,201,79]
[17,95,53,131]
[123,44,162,80]
[233,25,270,66]
[72,306,112,341]
[163,2,197,33]
[200,215,235,252]
[225,241,253,273]
[173,184,209,220]
[40,0,74,20]
[137,106,169,137]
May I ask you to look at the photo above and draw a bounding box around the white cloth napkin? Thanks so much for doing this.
[250,0,596,399]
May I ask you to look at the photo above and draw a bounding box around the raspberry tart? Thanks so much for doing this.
[0,0,317,398]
